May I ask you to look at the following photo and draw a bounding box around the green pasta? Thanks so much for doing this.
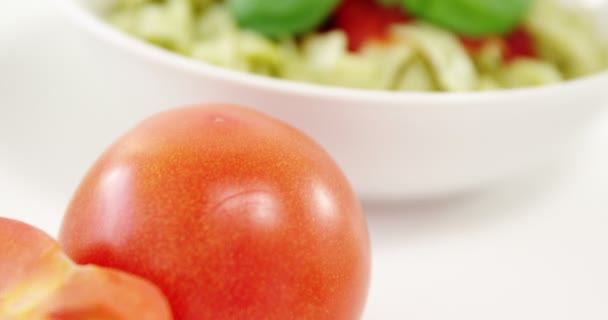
[107,0,608,92]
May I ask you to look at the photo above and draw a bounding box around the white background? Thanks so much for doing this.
[2,1,608,319]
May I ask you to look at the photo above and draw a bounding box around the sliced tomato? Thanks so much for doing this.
[333,0,413,51]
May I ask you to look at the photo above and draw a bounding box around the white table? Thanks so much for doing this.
[2,2,608,319]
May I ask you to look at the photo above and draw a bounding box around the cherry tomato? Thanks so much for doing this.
[59,105,371,320]
[334,0,413,51]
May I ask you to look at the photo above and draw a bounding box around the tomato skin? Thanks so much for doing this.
[59,105,370,320]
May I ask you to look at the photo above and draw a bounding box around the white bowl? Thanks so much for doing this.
[54,0,608,199]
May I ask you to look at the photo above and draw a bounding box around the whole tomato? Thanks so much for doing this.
[59,105,370,320]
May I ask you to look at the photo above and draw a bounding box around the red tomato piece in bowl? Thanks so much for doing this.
[334,0,414,51]
[460,27,537,63]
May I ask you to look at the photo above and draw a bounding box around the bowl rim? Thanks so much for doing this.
[54,0,608,105]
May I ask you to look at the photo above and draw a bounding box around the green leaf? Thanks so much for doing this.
[227,0,340,38]
[401,0,532,36]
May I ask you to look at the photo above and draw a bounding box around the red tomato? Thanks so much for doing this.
[460,27,536,63]
[59,105,371,320]
[334,0,413,51]
[503,27,536,62]
[0,217,172,320]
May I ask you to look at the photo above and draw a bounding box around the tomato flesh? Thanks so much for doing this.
[0,218,172,320]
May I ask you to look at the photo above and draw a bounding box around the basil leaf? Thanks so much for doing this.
[228,0,340,38]
[402,0,532,36]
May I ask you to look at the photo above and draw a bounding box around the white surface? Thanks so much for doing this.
[1,2,608,319]
[54,0,608,197]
